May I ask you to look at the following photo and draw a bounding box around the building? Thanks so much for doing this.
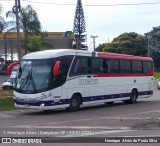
[0,31,74,60]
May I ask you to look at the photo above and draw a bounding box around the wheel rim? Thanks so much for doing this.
[131,91,137,102]
[72,98,79,107]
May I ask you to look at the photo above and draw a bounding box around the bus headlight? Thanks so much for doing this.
[40,103,45,107]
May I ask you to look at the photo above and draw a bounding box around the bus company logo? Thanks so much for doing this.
[79,79,99,85]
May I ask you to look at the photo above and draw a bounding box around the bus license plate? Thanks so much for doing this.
[24,104,30,107]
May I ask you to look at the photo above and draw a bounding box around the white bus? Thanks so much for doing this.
[13,49,154,111]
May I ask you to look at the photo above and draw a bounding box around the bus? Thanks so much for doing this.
[13,49,154,111]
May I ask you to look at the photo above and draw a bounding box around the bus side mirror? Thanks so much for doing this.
[53,61,60,76]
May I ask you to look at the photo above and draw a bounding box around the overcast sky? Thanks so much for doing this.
[0,0,160,50]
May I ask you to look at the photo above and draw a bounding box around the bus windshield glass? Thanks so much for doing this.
[15,59,54,93]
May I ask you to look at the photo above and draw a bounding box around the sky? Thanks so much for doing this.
[0,0,160,50]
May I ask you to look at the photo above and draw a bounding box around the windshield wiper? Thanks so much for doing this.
[29,70,37,92]
[18,68,37,93]
[18,71,31,91]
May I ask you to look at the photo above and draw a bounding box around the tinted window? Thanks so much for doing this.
[52,56,73,88]
[109,59,120,73]
[132,61,143,73]
[91,58,105,74]
[59,56,73,77]
[70,56,90,76]
[120,60,131,73]
[143,61,153,73]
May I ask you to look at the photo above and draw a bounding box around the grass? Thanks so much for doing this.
[0,90,13,99]
[0,97,16,111]
[0,90,16,111]
[154,72,160,79]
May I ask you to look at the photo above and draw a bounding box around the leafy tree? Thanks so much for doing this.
[103,32,148,56]
[145,26,160,53]
[0,4,5,33]
[0,3,2,13]
[145,26,160,69]
[95,43,106,52]
[26,34,52,52]
[6,5,41,54]
[0,4,10,61]
[0,16,6,33]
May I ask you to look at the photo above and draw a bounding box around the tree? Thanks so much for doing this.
[26,33,52,52]
[95,43,106,52]
[6,5,41,54]
[103,32,148,56]
[145,26,160,69]
[0,3,2,13]
[0,4,6,33]
[73,0,87,49]
[0,4,10,61]
[145,26,160,53]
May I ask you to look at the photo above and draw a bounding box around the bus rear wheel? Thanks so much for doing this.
[125,90,138,104]
[66,94,81,112]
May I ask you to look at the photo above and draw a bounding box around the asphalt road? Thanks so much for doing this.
[0,79,160,146]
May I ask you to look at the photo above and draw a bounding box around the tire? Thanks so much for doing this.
[66,94,81,112]
[125,90,138,104]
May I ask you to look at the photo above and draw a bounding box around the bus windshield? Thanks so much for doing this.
[15,59,54,93]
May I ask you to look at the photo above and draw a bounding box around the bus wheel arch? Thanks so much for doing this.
[66,93,82,112]
[125,88,138,104]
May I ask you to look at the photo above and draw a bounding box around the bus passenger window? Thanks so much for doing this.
[109,59,120,73]
[132,61,143,73]
[103,59,109,73]
[70,57,90,76]
[143,61,152,73]
[91,58,104,74]
[120,60,131,73]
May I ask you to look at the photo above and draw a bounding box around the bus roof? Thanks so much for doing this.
[23,49,153,61]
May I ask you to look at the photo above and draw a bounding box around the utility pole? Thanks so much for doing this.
[90,35,98,51]
[13,0,22,61]
[146,33,151,57]
[147,37,151,57]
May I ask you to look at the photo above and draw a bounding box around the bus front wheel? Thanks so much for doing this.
[66,94,81,112]
[125,90,138,104]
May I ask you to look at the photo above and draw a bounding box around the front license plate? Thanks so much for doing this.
[23,104,30,107]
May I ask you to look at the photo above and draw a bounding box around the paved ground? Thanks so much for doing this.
[0,75,9,89]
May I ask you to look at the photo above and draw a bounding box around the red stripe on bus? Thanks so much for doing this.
[98,52,153,61]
